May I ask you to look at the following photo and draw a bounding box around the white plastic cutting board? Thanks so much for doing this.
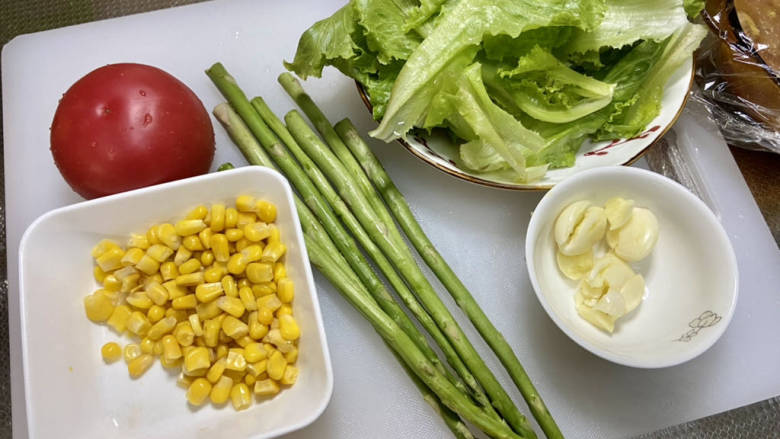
[3,1,779,438]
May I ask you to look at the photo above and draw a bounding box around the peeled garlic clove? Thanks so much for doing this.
[554,201,590,248]
[585,253,635,290]
[610,207,659,262]
[620,274,645,314]
[606,228,619,249]
[604,197,635,230]
[558,206,607,256]
[575,299,616,333]
[593,288,627,317]
[577,279,605,300]
[556,250,594,280]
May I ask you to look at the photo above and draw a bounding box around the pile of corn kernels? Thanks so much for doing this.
[83,195,300,410]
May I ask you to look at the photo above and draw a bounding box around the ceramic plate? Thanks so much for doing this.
[357,60,694,190]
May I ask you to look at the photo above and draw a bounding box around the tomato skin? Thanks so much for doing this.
[51,63,215,199]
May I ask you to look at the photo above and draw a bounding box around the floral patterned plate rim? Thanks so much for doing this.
[356,60,695,191]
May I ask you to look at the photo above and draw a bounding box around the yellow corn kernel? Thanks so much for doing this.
[226,254,247,275]
[244,373,256,387]
[267,225,281,246]
[232,336,251,348]
[182,235,204,251]
[237,278,251,290]
[210,203,226,232]
[120,274,140,293]
[128,233,150,250]
[159,262,178,281]
[176,272,204,286]
[177,372,194,390]
[96,288,121,305]
[276,304,293,317]
[174,322,195,347]
[202,263,224,283]
[267,350,286,381]
[196,301,221,321]
[178,258,201,275]
[261,242,286,263]
[127,311,151,337]
[140,338,155,355]
[157,223,180,250]
[146,224,161,245]
[235,195,255,212]
[203,318,221,347]
[246,359,267,377]
[160,355,182,369]
[96,247,124,272]
[93,266,108,284]
[162,280,187,300]
[249,316,269,340]
[161,334,183,362]
[225,228,244,242]
[219,330,232,345]
[243,343,266,363]
[238,245,261,264]
[237,287,257,312]
[124,343,142,363]
[112,265,137,282]
[252,282,276,298]
[200,250,215,267]
[121,247,145,266]
[255,200,277,223]
[146,244,174,263]
[175,219,207,236]
[187,378,212,406]
[147,316,177,340]
[264,329,295,353]
[210,375,233,404]
[173,246,191,266]
[215,344,229,360]
[84,293,114,322]
[222,316,249,339]
[264,343,276,356]
[186,205,209,220]
[246,263,273,284]
[254,379,279,397]
[153,340,164,356]
[184,347,211,374]
[189,314,204,337]
[225,349,247,372]
[199,227,213,249]
[225,207,238,228]
[235,238,250,252]
[195,282,223,303]
[134,255,159,276]
[102,274,121,292]
[230,383,252,411]
[101,342,121,363]
[92,239,120,259]
[279,315,301,341]
[257,307,274,325]
[244,222,271,242]
[257,295,282,312]
[206,357,227,383]
[107,305,132,333]
[280,365,299,386]
[166,308,189,322]
[221,275,238,298]
[172,294,197,310]
[147,305,165,323]
[128,354,155,379]
[144,282,168,306]
[273,262,286,281]
[285,348,298,364]
[277,278,294,303]
[217,296,245,318]
[236,212,256,228]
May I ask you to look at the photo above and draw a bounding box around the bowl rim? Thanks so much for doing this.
[524,166,739,368]
[356,62,695,192]
[18,166,334,438]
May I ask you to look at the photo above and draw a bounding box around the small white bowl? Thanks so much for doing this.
[19,167,333,438]
[525,166,738,368]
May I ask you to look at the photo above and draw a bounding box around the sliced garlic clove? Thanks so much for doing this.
[585,253,635,290]
[611,207,659,262]
[620,273,645,314]
[556,249,594,280]
[577,279,605,300]
[559,206,607,256]
[575,300,616,333]
[593,288,627,317]
[604,197,635,230]
[554,200,590,248]
[605,228,619,249]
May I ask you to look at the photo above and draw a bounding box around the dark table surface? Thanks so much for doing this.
[0,1,777,438]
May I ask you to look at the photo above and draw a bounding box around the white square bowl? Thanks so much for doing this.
[18,166,333,439]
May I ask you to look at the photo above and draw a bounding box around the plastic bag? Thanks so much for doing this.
[693,0,780,153]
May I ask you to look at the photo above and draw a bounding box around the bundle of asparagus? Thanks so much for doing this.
[206,62,562,439]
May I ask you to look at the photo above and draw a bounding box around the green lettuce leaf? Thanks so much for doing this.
[683,0,704,19]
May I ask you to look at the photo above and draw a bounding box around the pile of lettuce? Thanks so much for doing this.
[286,0,707,182]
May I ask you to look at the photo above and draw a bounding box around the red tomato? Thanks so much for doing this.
[51,63,215,199]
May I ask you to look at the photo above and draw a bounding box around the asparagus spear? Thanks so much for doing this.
[334,119,563,439]
[284,109,535,439]
[250,96,497,417]
[213,101,478,436]
[305,234,523,439]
